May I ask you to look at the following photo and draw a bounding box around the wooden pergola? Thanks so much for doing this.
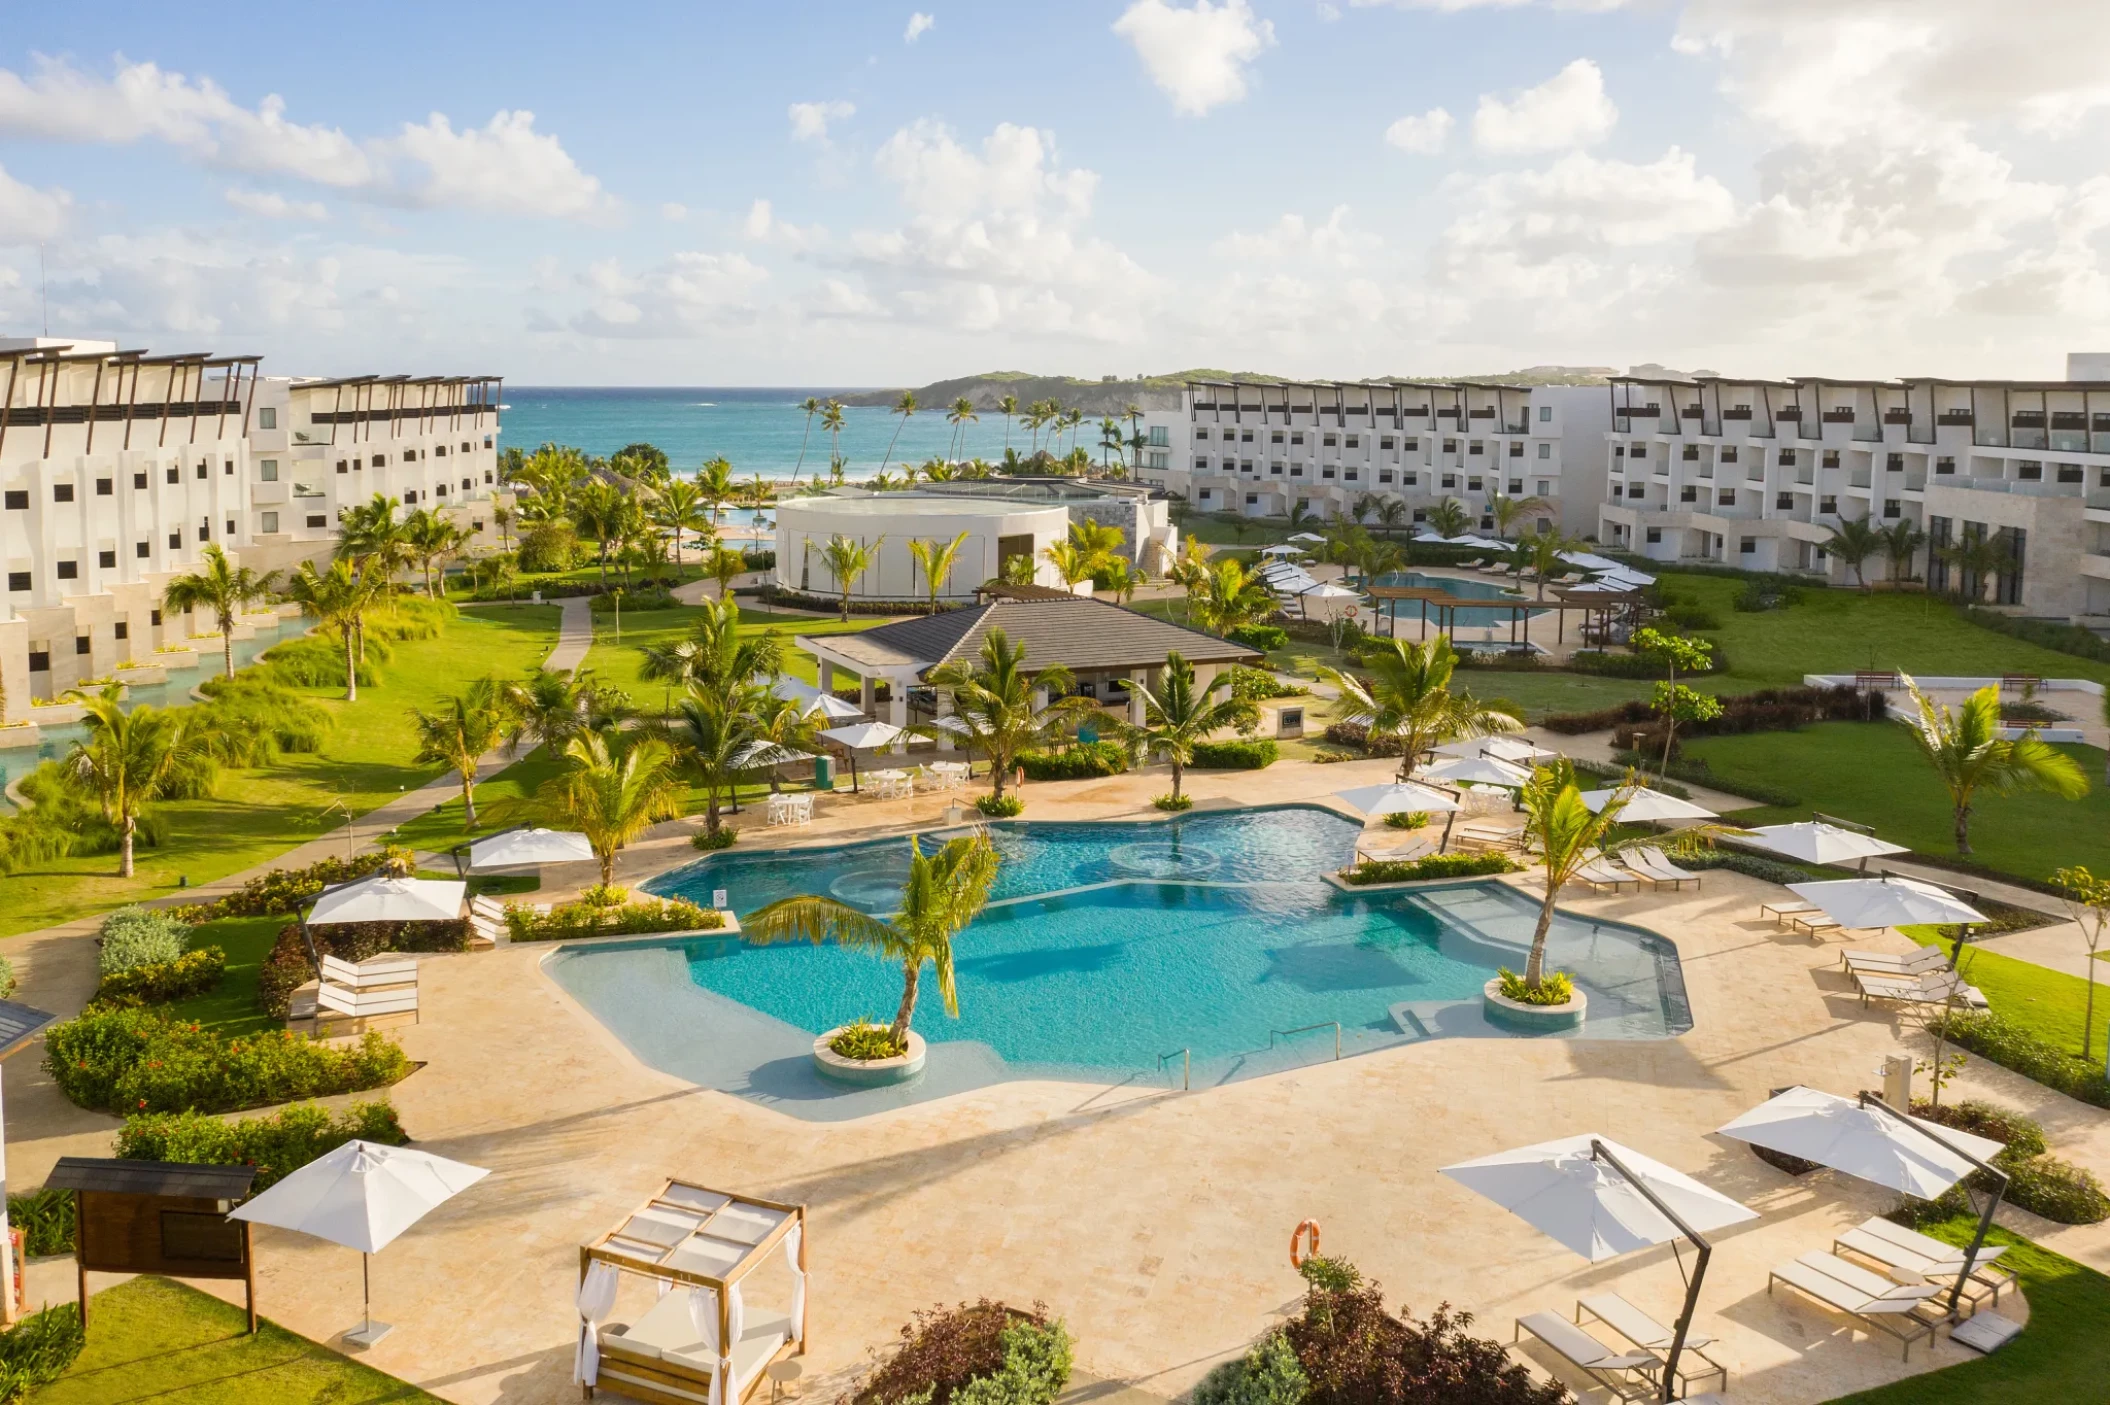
[577,1180,808,1405]
[1365,583,1645,649]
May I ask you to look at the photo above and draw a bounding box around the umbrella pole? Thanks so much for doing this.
[363,1251,372,1338]
[1591,1140,1709,1404]
[1861,1093,2008,1318]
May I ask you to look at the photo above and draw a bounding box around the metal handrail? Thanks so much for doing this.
[1158,1049,1190,1091]
[1270,1021,1341,1061]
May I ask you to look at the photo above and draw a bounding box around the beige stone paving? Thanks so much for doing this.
[9,756,2110,1405]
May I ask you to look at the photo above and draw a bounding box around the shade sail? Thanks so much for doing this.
[1291,582,1363,600]
[820,721,904,751]
[467,828,593,871]
[1258,544,1307,557]
[229,1140,488,1254]
[1786,876,1986,930]
[1422,755,1533,788]
[1441,1134,1756,1263]
[1287,532,1327,542]
[1580,788,1719,822]
[1332,781,1461,817]
[1739,822,1908,867]
[308,875,465,926]
[1716,1087,2003,1199]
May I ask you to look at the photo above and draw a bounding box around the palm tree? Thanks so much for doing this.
[698,457,737,529]
[746,833,1000,1047]
[411,678,515,830]
[570,479,629,583]
[1022,401,1050,454]
[821,401,846,478]
[793,396,822,486]
[819,533,881,621]
[1186,558,1275,638]
[1425,497,1471,541]
[998,394,1020,453]
[1525,528,1573,600]
[1516,761,1633,991]
[1126,652,1257,801]
[1374,498,1411,539]
[160,543,277,679]
[62,684,199,877]
[536,729,686,887]
[708,544,747,599]
[284,559,373,700]
[927,629,1099,801]
[1099,558,1141,605]
[879,391,917,475]
[1041,539,1094,588]
[650,478,712,568]
[504,666,609,756]
[1063,407,1085,455]
[1321,634,1520,782]
[493,504,514,552]
[945,396,978,464]
[401,509,468,598]
[1098,417,1124,471]
[1124,403,1145,468]
[1485,492,1549,540]
[1899,677,2088,853]
[666,683,764,836]
[335,493,412,596]
[908,530,972,612]
[1824,515,1885,589]
[1881,519,1926,586]
[639,593,782,693]
[1938,530,2011,602]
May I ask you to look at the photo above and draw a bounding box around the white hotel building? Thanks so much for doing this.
[0,337,504,719]
[1137,379,1612,537]
[1597,361,2110,623]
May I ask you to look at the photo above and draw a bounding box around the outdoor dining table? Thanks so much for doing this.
[869,769,913,799]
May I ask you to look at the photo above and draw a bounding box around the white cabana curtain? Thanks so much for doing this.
[783,1223,807,1343]
[686,1286,723,1405]
[574,1260,620,1385]
[724,1280,746,1398]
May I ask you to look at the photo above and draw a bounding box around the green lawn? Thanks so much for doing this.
[1681,722,2106,884]
[581,605,894,713]
[32,1275,443,1404]
[166,916,287,1037]
[1827,1220,2108,1404]
[0,605,562,939]
[389,746,568,853]
[1898,925,2104,1065]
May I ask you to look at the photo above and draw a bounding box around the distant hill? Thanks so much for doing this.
[836,365,1617,412]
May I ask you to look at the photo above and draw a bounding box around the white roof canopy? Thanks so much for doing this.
[1716,1087,2003,1200]
[1441,1133,1756,1263]
[1580,787,1719,822]
[771,676,864,721]
[229,1139,488,1253]
[468,828,593,871]
[1421,755,1533,788]
[820,721,904,751]
[308,875,465,926]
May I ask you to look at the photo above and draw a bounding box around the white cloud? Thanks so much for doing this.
[661,202,688,222]
[1349,0,1631,10]
[1217,207,1380,268]
[1112,0,1275,116]
[0,165,72,242]
[571,250,771,338]
[1473,59,1617,154]
[1385,108,1453,154]
[223,187,326,220]
[789,100,855,145]
[742,198,822,249]
[0,58,610,219]
[904,12,936,42]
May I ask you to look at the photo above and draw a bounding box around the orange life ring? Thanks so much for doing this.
[1289,1219,1321,1270]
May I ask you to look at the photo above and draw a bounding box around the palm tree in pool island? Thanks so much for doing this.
[1127,652,1258,802]
[1515,761,1632,995]
[1900,676,2087,853]
[747,832,1001,1050]
[160,543,278,679]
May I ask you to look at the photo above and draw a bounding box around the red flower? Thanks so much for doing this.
[137,1099,147,1109]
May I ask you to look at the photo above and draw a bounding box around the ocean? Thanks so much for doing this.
[499,387,1111,481]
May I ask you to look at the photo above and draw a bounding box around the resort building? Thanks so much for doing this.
[1596,366,2110,623]
[1136,380,1613,536]
[772,480,1178,606]
[0,338,504,718]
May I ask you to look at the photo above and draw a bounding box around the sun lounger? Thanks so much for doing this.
[319,952,417,992]
[1853,969,1983,1010]
[1574,856,1642,893]
[1851,1216,2009,1274]
[1454,823,1521,852]
[1627,847,1701,891]
[1512,1311,1660,1401]
[1834,1226,2012,1310]
[1576,1294,1726,1396]
[1760,899,1819,926]
[1842,946,1950,977]
[1767,1252,1944,1358]
[1792,912,1842,941]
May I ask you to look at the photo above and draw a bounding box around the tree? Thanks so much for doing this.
[909,530,972,612]
[493,504,514,552]
[927,629,1100,800]
[411,678,515,830]
[945,396,978,464]
[1516,762,1632,992]
[568,478,630,582]
[1524,528,1572,600]
[746,833,999,1047]
[698,456,737,529]
[1041,539,1095,588]
[1000,553,1038,586]
[401,508,468,597]
[1320,634,1520,782]
[1186,558,1276,639]
[1485,493,1548,540]
[650,477,712,568]
[819,533,881,621]
[1099,557,1141,605]
[1938,529,2012,602]
[1374,497,1411,539]
[1125,652,1257,801]
[1899,677,2088,853]
[666,683,764,836]
[998,394,1020,452]
[1881,519,1926,586]
[1632,626,1721,772]
[285,559,373,700]
[708,544,746,598]
[820,402,846,479]
[160,543,277,679]
[2054,866,2110,1060]
[1425,497,1470,540]
[612,443,670,481]
[61,684,199,877]
[335,493,412,596]
[1824,515,1885,589]
[1099,417,1124,471]
[536,729,686,887]
[639,593,782,693]
[879,390,917,475]
[793,397,822,486]
[504,666,610,756]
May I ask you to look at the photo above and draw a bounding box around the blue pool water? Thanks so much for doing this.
[544,807,1692,1120]
[1372,570,1544,630]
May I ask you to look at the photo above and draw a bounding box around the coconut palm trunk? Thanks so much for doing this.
[892,961,922,1045]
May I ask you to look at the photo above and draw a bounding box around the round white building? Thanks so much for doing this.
[773,493,1071,604]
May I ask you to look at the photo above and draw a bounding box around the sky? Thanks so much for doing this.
[2,0,2108,385]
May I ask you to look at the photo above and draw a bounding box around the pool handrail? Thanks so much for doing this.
[1269,1021,1342,1061]
[1158,1048,1191,1091]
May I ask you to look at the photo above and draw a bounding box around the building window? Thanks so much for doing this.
[337,460,350,475]
[1721,447,1738,463]
[1508,442,1524,458]
[1442,474,1457,489]
[75,636,90,655]
[1627,483,1645,499]
[1539,405,1552,422]
[1739,537,1756,554]
[258,407,277,429]
[1244,493,1258,507]
[1291,433,1304,445]
[1680,486,1698,502]
[225,517,236,537]
[1269,464,1283,477]
[306,514,328,528]
[196,463,208,480]
[1195,429,1209,440]
[224,462,233,476]
[1468,442,1484,456]
[1345,436,1359,449]
[1507,479,1523,494]
[167,467,180,485]
[1443,440,1457,454]
[133,472,148,490]
[1380,437,1395,450]
[150,609,162,626]
[168,532,181,549]
[1536,480,1551,496]
[56,561,77,580]
[98,549,115,568]
[1887,453,1904,471]
[1537,443,1551,460]
[1646,528,1662,544]
[373,454,388,467]
[115,621,128,640]
[1345,469,1359,482]
[2057,464,2083,483]
[1323,435,1337,448]
[1883,500,1901,518]
[2,490,24,510]
[1936,456,1955,475]
[1148,426,1169,447]
[2017,461,2042,481]
[1822,451,1841,469]
[1403,438,1417,451]
[1379,471,1395,484]
[96,478,112,496]
[1402,472,1418,487]
[5,572,27,591]
[1779,451,1797,467]
[1776,492,1794,510]
[26,651,47,672]
[1683,445,1700,462]
[136,541,149,558]
[260,460,279,482]
[1467,477,1483,492]
[1194,458,1208,471]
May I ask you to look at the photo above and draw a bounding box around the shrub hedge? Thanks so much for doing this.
[89,947,226,1009]
[504,896,721,943]
[0,1302,84,1402]
[1017,741,1130,781]
[1541,684,1884,739]
[1228,624,1289,653]
[851,1301,1072,1405]
[1340,852,1520,885]
[1322,721,1403,758]
[1901,1098,2109,1225]
[1962,606,2110,666]
[976,794,1025,818]
[1191,739,1278,769]
[257,915,469,1019]
[6,1187,73,1257]
[114,1100,407,1191]
[1931,1011,2110,1111]
[43,1007,412,1116]
[97,906,192,976]
[170,846,413,922]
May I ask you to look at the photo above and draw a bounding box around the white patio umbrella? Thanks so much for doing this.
[1333,781,1462,818]
[307,875,465,926]
[1442,1134,1755,1400]
[1422,754,1533,788]
[1718,1086,2009,1316]
[771,676,863,721]
[1258,543,1306,558]
[1431,735,1560,765]
[466,827,593,872]
[1288,532,1327,543]
[820,720,905,794]
[1785,875,1986,931]
[229,1140,488,1347]
[1289,580,1362,620]
[1580,788,1719,822]
[1739,821,1908,871]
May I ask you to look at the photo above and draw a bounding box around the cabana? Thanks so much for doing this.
[577,1180,808,1405]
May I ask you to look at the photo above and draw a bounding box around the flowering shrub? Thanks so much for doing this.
[90,947,226,1009]
[168,846,414,922]
[42,1007,411,1115]
[114,1100,406,1191]
[1340,853,1518,885]
[254,916,469,1020]
[1283,1264,1565,1405]
[504,896,720,943]
[852,1301,1072,1405]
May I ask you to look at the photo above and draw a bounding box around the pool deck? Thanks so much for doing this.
[8,753,2110,1405]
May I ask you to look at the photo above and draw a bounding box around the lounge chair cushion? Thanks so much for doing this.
[1515,1312,1655,1371]
[599,1323,663,1362]
[1577,1292,1714,1350]
[1796,1252,1942,1304]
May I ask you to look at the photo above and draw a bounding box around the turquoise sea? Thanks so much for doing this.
[500,387,1093,480]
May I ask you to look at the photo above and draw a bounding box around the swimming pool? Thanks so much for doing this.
[543,807,1693,1120]
[1371,570,1543,631]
